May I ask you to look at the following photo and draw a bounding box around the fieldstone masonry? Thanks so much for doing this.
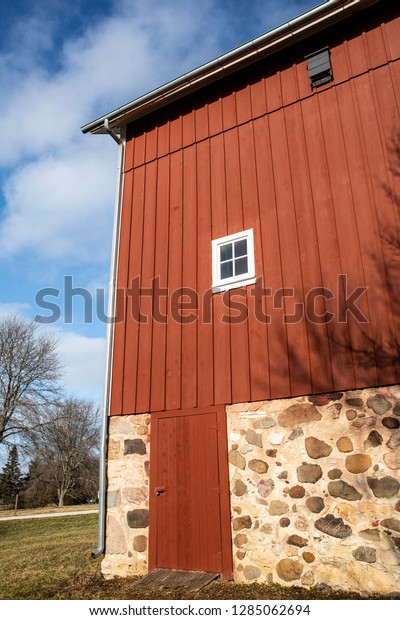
[103,386,400,593]
[102,413,150,578]
[227,386,400,593]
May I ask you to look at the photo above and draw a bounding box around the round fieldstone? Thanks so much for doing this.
[288,427,304,441]
[352,417,376,428]
[346,409,357,420]
[234,479,248,496]
[346,398,363,407]
[345,454,372,473]
[359,529,381,542]
[314,514,352,538]
[249,459,268,474]
[144,461,150,478]
[253,417,276,429]
[380,550,400,566]
[127,509,149,528]
[367,394,391,415]
[245,429,263,447]
[364,430,383,449]
[266,449,277,458]
[236,550,246,560]
[382,417,400,429]
[234,533,248,547]
[124,438,146,455]
[280,517,290,527]
[309,393,342,405]
[278,403,321,427]
[328,403,342,419]
[106,516,128,554]
[305,437,332,459]
[297,463,323,483]
[394,402,400,417]
[294,516,308,531]
[258,478,275,498]
[367,476,400,498]
[229,450,246,469]
[287,534,308,547]
[233,516,252,531]
[306,496,324,513]
[383,447,400,470]
[380,518,400,532]
[328,469,342,480]
[276,559,303,582]
[302,552,315,563]
[133,535,147,552]
[395,500,400,512]
[268,431,285,445]
[353,546,376,563]
[125,486,148,505]
[387,430,400,449]
[243,565,261,580]
[289,485,306,498]
[328,480,362,501]
[336,437,353,452]
[269,500,289,515]
[301,571,315,587]
[278,471,288,479]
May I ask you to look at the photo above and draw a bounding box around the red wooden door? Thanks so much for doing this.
[149,407,232,578]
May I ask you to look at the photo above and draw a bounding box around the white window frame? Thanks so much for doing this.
[212,228,256,293]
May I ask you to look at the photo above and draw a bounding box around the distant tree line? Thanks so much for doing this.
[0,314,100,509]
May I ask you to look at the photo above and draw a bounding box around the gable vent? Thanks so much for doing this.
[305,47,333,88]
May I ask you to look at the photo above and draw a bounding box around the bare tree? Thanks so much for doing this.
[25,397,100,507]
[0,314,62,445]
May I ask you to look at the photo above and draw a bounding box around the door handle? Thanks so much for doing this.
[155,487,166,496]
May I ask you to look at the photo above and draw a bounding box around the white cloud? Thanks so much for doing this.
[0,0,232,266]
[0,302,32,317]
[0,0,225,168]
[55,328,106,402]
[0,140,116,263]
[0,0,318,265]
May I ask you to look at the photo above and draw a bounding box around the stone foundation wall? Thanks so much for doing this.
[227,386,400,593]
[102,413,150,578]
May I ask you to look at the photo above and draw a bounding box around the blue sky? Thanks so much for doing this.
[0,0,318,405]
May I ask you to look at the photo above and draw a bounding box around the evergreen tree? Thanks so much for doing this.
[0,445,23,507]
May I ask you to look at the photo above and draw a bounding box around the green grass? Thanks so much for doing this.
[0,514,396,600]
[0,513,101,599]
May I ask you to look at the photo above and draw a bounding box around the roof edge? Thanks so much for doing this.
[81,0,379,135]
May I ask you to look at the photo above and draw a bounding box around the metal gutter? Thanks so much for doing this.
[81,0,378,136]
[92,123,125,558]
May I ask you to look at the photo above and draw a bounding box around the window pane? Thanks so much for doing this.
[234,238,247,258]
[221,260,233,279]
[235,256,248,275]
[220,243,233,262]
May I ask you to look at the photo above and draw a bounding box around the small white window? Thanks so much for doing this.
[212,229,256,293]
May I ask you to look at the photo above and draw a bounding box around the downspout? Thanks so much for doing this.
[92,119,125,558]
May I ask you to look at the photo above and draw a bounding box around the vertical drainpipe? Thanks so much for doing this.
[92,119,126,558]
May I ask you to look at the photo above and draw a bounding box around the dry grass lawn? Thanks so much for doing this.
[0,512,396,600]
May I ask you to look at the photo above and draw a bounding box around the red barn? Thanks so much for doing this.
[83,0,400,592]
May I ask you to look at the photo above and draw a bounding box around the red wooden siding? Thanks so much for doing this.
[111,4,400,415]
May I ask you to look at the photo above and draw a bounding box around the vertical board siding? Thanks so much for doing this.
[111,10,400,415]
[149,407,231,576]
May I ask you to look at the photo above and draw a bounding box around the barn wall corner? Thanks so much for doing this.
[102,414,150,579]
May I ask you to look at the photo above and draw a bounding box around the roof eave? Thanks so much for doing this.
[81,0,378,135]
